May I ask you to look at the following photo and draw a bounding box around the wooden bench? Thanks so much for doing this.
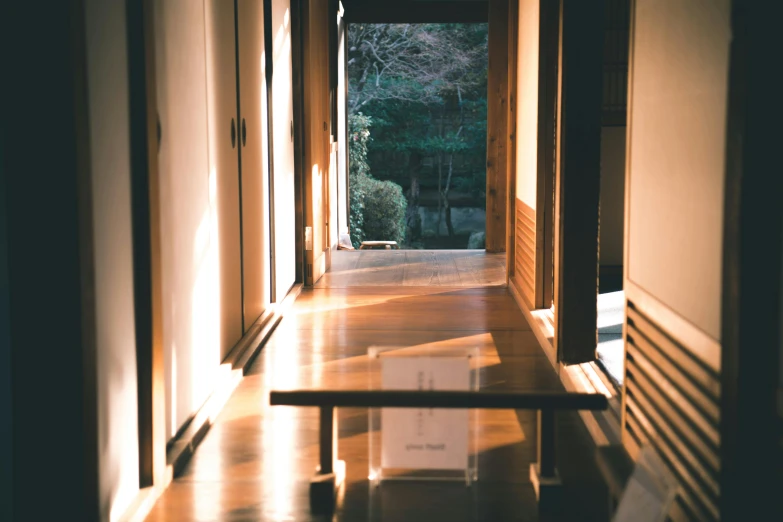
[270,390,608,512]
[359,240,399,250]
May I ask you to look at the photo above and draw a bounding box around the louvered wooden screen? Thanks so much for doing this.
[624,300,720,521]
[515,201,536,307]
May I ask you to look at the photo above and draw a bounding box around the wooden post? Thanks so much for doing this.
[530,409,561,503]
[310,405,342,513]
[486,0,509,253]
[506,0,519,279]
[553,0,604,364]
[318,406,336,475]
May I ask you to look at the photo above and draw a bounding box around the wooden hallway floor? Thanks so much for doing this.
[315,249,506,287]
[144,285,610,522]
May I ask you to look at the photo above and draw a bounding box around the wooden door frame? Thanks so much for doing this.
[486,0,509,253]
[262,0,278,303]
[127,0,167,489]
[535,0,558,309]
[292,0,307,285]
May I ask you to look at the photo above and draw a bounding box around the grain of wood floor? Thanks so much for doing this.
[316,250,506,287]
[145,286,610,521]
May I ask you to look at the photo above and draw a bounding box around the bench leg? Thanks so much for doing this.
[530,409,562,507]
[310,406,345,513]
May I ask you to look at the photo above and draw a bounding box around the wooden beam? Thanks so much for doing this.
[486,0,509,253]
[720,1,783,519]
[536,0,559,309]
[553,0,604,364]
[127,0,166,488]
[344,1,488,23]
[505,0,518,280]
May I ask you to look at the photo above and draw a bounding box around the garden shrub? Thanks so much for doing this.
[348,113,407,247]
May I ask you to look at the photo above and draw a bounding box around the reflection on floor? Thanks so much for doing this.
[145,286,610,521]
[316,249,506,287]
[597,290,624,386]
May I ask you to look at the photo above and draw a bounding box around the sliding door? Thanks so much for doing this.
[205,0,244,356]
[238,0,273,322]
[155,0,221,437]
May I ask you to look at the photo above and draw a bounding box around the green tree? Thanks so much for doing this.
[348,24,488,244]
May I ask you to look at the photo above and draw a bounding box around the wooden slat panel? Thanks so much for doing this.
[626,377,719,490]
[627,327,719,423]
[627,305,719,394]
[626,349,720,472]
[515,199,536,307]
[626,396,717,521]
[624,298,721,522]
[515,234,535,266]
[518,217,535,241]
[515,265,534,297]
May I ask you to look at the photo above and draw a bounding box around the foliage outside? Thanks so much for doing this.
[348,113,407,248]
[348,23,488,248]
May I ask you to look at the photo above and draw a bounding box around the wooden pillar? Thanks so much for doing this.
[506,0,519,278]
[486,0,509,253]
[553,0,604,364]
[127,0,167,488]
[720,1,783,519]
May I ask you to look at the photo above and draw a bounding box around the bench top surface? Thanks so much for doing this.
[269,390,608,411]
[361,241,398,245]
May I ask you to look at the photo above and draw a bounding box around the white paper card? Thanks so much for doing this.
[613,446,679,522]
[380,356,470,470]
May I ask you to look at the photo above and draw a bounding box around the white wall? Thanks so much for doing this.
[272,0,297,298]
[515,0,539,209]
[155,0,221,438]
[599,126,626,266]
[627,0,730,340]
[83,0,140,519]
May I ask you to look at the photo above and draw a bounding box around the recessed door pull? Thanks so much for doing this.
[231,118,236,149]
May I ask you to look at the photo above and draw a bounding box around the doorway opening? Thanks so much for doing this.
[596,0,631,388]
[346,23,489,251]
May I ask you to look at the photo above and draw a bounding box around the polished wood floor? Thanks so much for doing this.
[145,285,610,521]
[315,250,507,287]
